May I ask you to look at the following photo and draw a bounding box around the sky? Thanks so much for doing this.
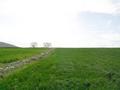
[0,0,120,47]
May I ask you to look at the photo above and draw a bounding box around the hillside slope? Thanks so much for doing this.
[0,42,17,48]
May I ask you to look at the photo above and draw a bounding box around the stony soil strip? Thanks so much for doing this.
[0,48,54,78]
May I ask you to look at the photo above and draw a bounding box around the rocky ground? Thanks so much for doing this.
[0,48,54,78]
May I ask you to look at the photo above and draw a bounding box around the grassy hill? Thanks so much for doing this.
[0,42,18,48]
[0,48,120,90]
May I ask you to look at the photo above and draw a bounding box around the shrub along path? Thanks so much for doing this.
[0,48,54,78]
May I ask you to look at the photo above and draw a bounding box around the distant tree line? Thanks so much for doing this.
[31,42,52,48]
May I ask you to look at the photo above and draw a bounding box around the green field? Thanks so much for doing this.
[0,48,46,63]
[0,48,120,90]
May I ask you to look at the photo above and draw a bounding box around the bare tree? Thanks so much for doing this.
[31,42,38,48]
[43,42,51,48]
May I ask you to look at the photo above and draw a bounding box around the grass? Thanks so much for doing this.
[0,48,120,90]
[0,48,46,63]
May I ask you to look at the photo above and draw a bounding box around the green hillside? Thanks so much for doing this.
[0,48,120,90]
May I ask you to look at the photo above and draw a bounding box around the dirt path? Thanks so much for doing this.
[0,48,54,78]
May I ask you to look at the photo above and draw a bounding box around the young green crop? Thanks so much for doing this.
[0,48,120,90]
[0,48,46,63]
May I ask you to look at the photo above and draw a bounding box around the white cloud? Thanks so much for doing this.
[111,0,120,14]
[100,33,120,47]
[0,0,119,47]
[101,33,120,41]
